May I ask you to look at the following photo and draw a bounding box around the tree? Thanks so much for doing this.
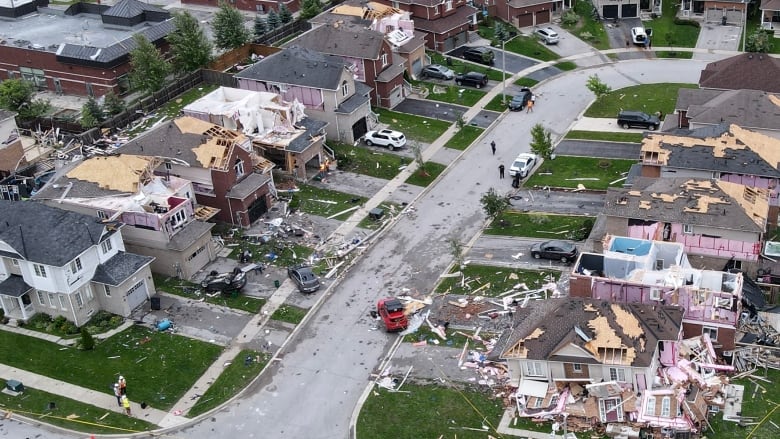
[0,79,34,112]
[167,11,213,74]
[81,97,104,128]
[129,34,171,94]
[213,2,250,50]
[411,141,428,176]
[299,0,322,20]
[529,123,553,160]
[267,10,280,30]
[254,14,268,38]
[586,74,611,98]
[448,238,465,269]
[80,327,95,351]
[494,22,509,43]
[480,187,511,221]
[102,91,125,116]
[745,29,772,53]
[279,3,293,24]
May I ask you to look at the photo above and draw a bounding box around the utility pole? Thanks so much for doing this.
[502,37,507,105]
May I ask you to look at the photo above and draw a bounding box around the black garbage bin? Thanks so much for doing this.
[150,297,161,310]
[722,16,727,25]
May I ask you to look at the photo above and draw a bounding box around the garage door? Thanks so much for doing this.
[602,5,618,19]
[412,58,422,77]
[726,9,743,24]
[534,10,550,25]
[516,13,533,28]
[248,196,267,223]
[621,4,638,18]
[705,7,722,23]
[352,117,368,141]
[126,280,148,311]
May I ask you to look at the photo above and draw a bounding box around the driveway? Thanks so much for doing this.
[538,24,612,67]
[555,140,642,160]
[393,97,501,128]
[693,22,742,60]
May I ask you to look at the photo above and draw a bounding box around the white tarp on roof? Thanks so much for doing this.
[516,379,549,398]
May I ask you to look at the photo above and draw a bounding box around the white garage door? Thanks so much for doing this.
[704,7,722,23]
[126,280,148,311]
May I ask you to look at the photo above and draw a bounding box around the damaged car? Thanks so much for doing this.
[201,267,247,293]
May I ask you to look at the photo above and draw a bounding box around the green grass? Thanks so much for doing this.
[562,2,611,50]
[708,368,780,439]
[426,52,505,82]
[484,94,509,112]
[152,275,266,313]
[270,304,308,325]
[374,108,451,144]
[405,162,447,187]
[645,1,701,48]
[514,77,539,88]
[356,201,404,230]
[525,156,635,191]
[584,83,698,118]
[554,61,578,71]
[125,84,219,138]
[288,184,367,220]
[330,142,411,180]
[434,264,559,297]
[0,385,157,434]
[503,35,560,62]
[655,51,694,59]
[565,130,645,143]
[186,349,270,417]
[402,328,498,350]
[485,212,595,241]
[356,383,505,439]
[424,84,487,107]
[0,326,222,411]
[445,125,484,150]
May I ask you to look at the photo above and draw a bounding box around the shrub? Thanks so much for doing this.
[528,213,549,225]
[80,327,95,350]
[561,10,579,26]
[673,18,700,28]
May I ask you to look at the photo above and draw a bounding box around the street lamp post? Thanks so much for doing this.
[502,38,507,105]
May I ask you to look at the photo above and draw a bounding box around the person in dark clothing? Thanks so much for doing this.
[490,141,496,155]
[499,164,505,179]
[512,174,520,188]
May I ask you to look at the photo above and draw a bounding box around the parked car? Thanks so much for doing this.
[455,71,488,88]
[201,268,247,293]
[535,27,559,45]
[508,88,532,111]
[420,64,455,80]
[617,110,660,131]
[631,27,648,45]
[530,240,579,263]
[363,129,406,150]
[462,46,495,66]
[509,152,537,178]
[377,297,408,332]
[288,265,321,294]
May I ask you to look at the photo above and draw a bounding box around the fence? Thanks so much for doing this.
[254,20,311,46]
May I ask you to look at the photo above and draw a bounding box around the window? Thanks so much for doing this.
[86,82,94,97]
[70,257,83,274]
[97,210,108,219]
[645,396,656,416]
[650,288,662,301]
[702,326,718,342]
[171,209,187,228]
[572,363,583,373]
[101,239,113,254]
[661,396,671,417]
[104,285,111,297]
[37,291,46,306]
[341,80,349,97]
[85,286,93,301]
[33,264,47,278]
[165,162,172,170]
[446,0,453,10]
[391,0,399,7]
[19,67,46,89]
[58,294,67,310]
[75,292,83,307]
[234,158,245,178]
[683,224,693,234]
[381,52,388,66]
[609,367,626,382]
[48,293,56,308]
[256,4,264,11]
[434,5,440,15]
[187,245,206,261]
[524,361,544,377]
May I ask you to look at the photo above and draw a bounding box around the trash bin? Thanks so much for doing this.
[274,280,281,288]
[150,297,161,310]
[722,16,727,25]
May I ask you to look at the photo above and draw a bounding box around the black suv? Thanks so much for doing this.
[455,72,488,88]
[462,47,495,66]
[617,111,661,131]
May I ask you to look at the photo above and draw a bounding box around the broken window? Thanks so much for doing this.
[702,326,718,342]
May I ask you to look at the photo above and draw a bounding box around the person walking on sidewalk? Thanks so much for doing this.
[498,164,505,179]
[118,375,127,395]
[490,140,496,155]
[121,395,132,416]
[113,383,122,406]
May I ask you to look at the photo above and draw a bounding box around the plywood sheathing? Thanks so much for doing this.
[641,124,780,170]
[66,155,159,192]
[504,327,545,358]
[193,137,232,170]
[584,315,636,365]
[717,180,769,227]
[174,116,215,135]
[610,304,644,339]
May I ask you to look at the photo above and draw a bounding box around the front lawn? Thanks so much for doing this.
[374,108,451,144]
[357,383,505,439]
[484,94,509,112]
[514,77,539,88]
[402,328,497,350]
[645,2,700,48]
[152,274,267,313]
[288,184,367,220]
[445,125,484,150]
[0,326,222,411]
[708,368,780,439]
[554,61,578,71]
[425,83,487,107]
[565,130,645,143]
[330,142,411,180]
[584,83,698,118]
[486,212,595,241]
[503,35,560,62]
[434,264,559,297]
[524,156,635,191]
[270,304,308,325]
[561,2,611,50]
[405,162,447,187]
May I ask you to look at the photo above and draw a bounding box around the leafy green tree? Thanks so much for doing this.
[745,29,772,53]
[213,2,251,50]
[102,91,125,116]
[254,14,268,38]
[494,23,509,43]
[299,0,322,20]
[80,327,95,351]
[129,34,171,94]
[167,11,213,74]
[279,3,293,24]
[267,10,280,30]
[586,74,611,98]
[81,96,104,128]
[529,123,553,160]
[0,79,34,112]
[480,187,511,220]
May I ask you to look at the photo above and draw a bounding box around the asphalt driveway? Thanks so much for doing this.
[555,140,642,160]
[393,98,501,128]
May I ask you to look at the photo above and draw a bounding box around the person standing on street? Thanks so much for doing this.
[491,140,496,155]
[113,384,122,406]
[526,99,534,113]
[121,395,132,416]
[499,164,505,179]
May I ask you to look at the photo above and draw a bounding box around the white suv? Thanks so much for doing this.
[535,27,559,45]
[363,129,406,150]
[510,153,538,178]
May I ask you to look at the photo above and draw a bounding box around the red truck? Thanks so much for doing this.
[376,298,408,332]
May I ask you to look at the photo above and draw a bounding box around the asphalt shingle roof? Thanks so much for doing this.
[103,0,166,18]
[678,89,780,130]
[290,22,385,60]
[92,251,154,286]
[235,47,349,91]
[336,82,372,113]
[289,118,329,153]
[0,275,32,298]
[56,19,174,65]
[699,53,780,93]
[0,200,109,266]
[413,6,477,34]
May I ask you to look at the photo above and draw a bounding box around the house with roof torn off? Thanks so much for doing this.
[602,177,770,273]
[0,200,155,324]
[31,154,218,279]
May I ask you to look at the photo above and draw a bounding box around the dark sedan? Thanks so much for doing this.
[288,265,321,293]
[508,88,532,111]
[530,240,578,263]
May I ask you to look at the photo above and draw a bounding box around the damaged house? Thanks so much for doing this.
[602,177,770,273]
[570,236,748,354]
[183,86,327,181]
[491,297,684,424]
[31,154,218,279]
[671,91,780,138]
[119,117,276,228]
